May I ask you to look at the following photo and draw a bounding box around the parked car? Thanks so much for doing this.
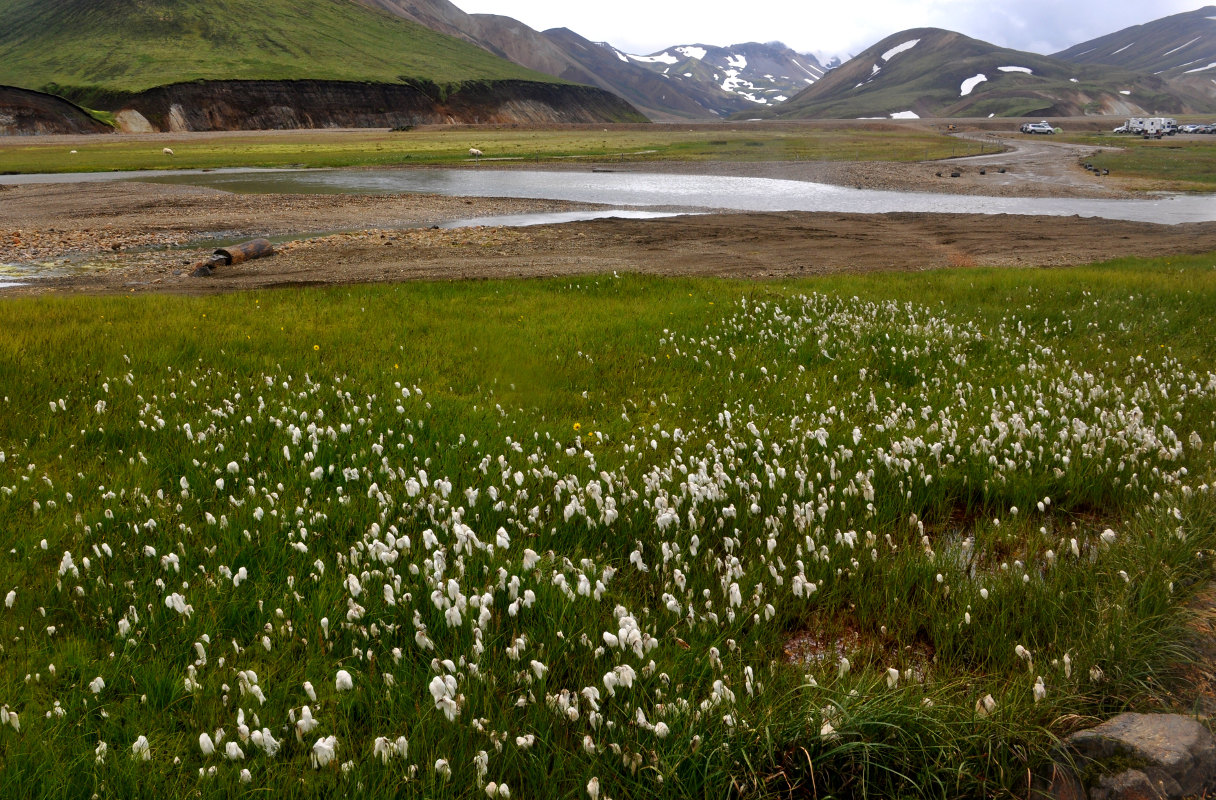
[1020,121,1055,134]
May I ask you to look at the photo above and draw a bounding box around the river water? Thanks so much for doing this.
[3,166,1214,225]
[136,168,1216,225]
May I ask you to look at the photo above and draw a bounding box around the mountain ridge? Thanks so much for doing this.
[762,27,1213,120]
[355,0,824,119]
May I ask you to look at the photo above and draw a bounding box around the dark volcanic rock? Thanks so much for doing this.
[113,79,646,132]
[0,85,113,135]
[1041,713,1216,800]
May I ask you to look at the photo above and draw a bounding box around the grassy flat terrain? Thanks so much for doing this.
[0,0,545,101]
[0,125,993,174]
[1058,134,1216,192]
[0,255,1214,798]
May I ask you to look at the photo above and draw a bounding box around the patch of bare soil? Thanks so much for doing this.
[5,181,1216,296]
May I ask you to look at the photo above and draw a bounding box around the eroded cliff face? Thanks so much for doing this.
[113,79,646,131]
[0,86,112,135]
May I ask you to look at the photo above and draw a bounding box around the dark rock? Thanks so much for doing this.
[1043,714,1216,800]
[109,78,647,132]
[1092,769,1178,800]
[0,85,113,136]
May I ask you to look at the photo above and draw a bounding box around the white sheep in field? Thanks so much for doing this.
[162,147,175,156]
[468,148,483,159]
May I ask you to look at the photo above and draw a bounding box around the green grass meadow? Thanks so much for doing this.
[1,253,1215,798]
[0,125,992,175]
[1059,133,1216,192]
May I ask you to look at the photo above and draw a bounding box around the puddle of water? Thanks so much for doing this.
[0,281,27,289]
[0,256,123,281]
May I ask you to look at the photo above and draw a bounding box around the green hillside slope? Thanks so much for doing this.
[0,0,550,99]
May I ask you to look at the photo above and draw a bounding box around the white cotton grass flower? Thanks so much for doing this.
[240,769,252,784]
[429,675,460,721]
[435,758,452,779]
[131,735,151,761]
[1033,676,1047,703]
[587,777,601,800]
[335,669,353,692]
[296,705,319,739]
[89,676,105,695]
[199,732,215,756]
[303,681,317,702]
[4,590,14,608]
[1100,529,1117,546]
[975,694,997,716]
[311,735,338,768]
[95,741,108,764]
[225,741,245,760]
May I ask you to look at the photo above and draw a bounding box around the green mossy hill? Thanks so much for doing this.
[0,0,552,99]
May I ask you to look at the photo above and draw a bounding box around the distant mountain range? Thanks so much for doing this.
[762,27,1211,120]
[1,0,1213,128]
[355,0,824,118]
[363,0,1216,120]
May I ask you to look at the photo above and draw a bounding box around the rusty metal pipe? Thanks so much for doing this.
[190,238,274,277]
[214,238,273,266]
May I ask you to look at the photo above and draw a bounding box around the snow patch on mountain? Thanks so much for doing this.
[998,66,1033,74]
[881,40,920,61]
[1162,37,1201,57]
[792,59,823,79]
[1185,61,1216,73]
[960,73,987,96]
[628,51,678,65]
[675,46,707,60]
[726,54,747,69]
[890,110,919,119]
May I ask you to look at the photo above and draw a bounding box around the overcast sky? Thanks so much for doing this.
[458,0,1208,59]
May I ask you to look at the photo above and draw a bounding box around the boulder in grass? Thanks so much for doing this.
[1039,713,1216,800]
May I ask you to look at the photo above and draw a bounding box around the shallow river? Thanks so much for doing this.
[4,167,1215,225]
